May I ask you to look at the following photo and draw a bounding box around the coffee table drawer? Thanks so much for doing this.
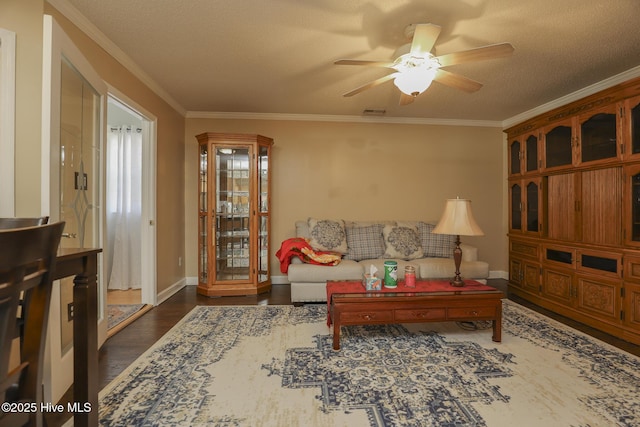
[340,310,394,323]
[448,306,496,319]
[395,308,446,321]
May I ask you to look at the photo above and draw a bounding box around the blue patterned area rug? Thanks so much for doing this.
[98,301,640,426]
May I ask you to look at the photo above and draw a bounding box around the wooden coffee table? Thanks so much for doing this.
[329,283,504,350]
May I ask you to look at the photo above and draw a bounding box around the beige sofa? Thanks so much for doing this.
[287,219,489,304]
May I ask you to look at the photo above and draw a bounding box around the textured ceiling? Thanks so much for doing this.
[58,0,640,124]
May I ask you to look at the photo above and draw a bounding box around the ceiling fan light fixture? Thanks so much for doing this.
[392,53,439,96]
[393,65,438,97]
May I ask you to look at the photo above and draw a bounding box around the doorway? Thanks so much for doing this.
[105,95,156,334]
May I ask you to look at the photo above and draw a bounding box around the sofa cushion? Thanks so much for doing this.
[307,218,348,254]
[287,259,363,282]
[344,223,385,261]
[417,222,456,258]
[382,223,424,260]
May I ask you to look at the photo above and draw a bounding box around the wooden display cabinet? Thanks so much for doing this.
[506,75,640,345]
[197,132,273,297]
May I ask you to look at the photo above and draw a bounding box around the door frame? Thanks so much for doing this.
[106,89,158,305]
[41,14,107,403]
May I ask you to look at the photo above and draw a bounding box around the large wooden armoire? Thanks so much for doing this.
[196,132,273,297]
[506,76,640,344]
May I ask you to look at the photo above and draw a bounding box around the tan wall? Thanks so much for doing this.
[185,118,508,280]
[1,0,45,215]
[41,5,187,294]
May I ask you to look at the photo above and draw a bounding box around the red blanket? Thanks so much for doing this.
[275,237,341,273]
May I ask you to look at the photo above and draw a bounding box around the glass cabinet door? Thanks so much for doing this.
[258,144,270,283]
[526,180,539,233]
[579,108,618,163]
[525,134,539,173]
[510,182,522,231]
[199,143,208,283]
[544,122,573,169]
[509,139,521,175]
[626,165,640,246]
[632,101,640,155]
[215,146,251,281]
[624,96,640,160]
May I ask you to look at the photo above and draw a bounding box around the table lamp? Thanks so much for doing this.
[432,197,484,286]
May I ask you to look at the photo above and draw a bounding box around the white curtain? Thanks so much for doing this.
[107,126,142,290]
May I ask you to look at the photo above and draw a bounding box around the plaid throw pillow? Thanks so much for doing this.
[417,222,455,258]
[344,224,385,261]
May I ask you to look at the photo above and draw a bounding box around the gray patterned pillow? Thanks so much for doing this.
[307,218,348,254]
[382,223,424,260]
[344,224,385,261]
[417,222,455,258]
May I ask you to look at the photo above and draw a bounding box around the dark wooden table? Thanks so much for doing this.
[54,248,101,427]
[329,286,504,350]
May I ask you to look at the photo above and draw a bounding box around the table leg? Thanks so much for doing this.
[492,301,502,342]
[332,311,341,350]
[72,255,99,427]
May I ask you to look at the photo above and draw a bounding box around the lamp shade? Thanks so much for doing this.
[432,198,484,236]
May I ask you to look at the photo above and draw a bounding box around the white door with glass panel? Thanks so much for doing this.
[41,15,107,404]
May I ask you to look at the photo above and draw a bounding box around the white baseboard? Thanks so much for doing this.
[157,278,187,305]
[182,276,289,286]
[271,275,290,285]
[489,270,508,280]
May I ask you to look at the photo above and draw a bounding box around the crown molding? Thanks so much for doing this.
[52,0,640,130]
[47,0,187,116]
[502,65,640,129]
[185,111,503,127]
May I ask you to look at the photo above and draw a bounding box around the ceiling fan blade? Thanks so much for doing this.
[434,69,483,93]
[399,93,415,105]
[410,23,442,55]
[435,43,514,67]
[335,59,394,67]
[343,73,397,97]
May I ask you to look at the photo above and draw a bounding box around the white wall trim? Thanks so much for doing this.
[0,28,16,216]
[503,65,640,129]
[489,270,508,280]
[157,278,187,305]
[186,276,198,286]
[186,110,503,128]
[106,86,158,307]
[271,275,290,285]
[46,0,640,130]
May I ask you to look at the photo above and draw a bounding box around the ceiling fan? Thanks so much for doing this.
[335,23,514,105]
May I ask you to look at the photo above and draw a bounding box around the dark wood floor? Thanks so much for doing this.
[47,279,640,426]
